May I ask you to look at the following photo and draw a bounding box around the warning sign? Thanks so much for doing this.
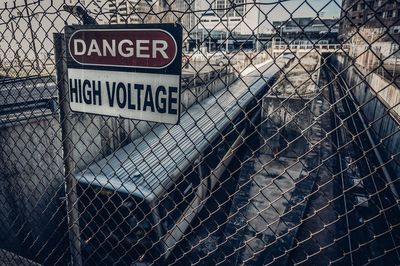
[65,24,182,124]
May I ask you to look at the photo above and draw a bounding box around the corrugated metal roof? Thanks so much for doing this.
[0,76,56,106]
[0,76,58,127]
[0,248,42,266]
[75,59,288,203]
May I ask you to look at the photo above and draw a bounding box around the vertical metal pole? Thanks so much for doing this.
[202,28,205,48]
[226,16,229,52]
[188,3,193,53]
[195,19,198,50]
[54,33,83,266]
[256,3,260,52]
[24,0,40,72]
[393,51,397,80]
[225,0,229,52]
[10,21,22,69]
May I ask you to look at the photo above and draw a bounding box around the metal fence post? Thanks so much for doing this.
[53,33,82,266]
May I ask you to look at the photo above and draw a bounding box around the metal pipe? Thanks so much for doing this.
[24,0,40,71]
[226,0,229,53]
[54,33,82,266]
[256,2,261,52]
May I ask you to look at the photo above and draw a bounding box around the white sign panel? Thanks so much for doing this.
[68,69,180,124]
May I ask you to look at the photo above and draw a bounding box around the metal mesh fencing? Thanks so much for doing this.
[0,0,400,265]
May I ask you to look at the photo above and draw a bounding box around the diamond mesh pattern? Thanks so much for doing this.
[0,0,399,265]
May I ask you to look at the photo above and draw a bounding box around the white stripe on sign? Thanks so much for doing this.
[67,68,180,124]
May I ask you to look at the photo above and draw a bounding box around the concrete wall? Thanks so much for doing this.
[261,53,321,157]
[0,117,66,263]
[335,54,400,176]
[263,97,315,132]
[262,96,315,157]
[0,110,156,263]
[182,72,237,110]
[69,114,154,170]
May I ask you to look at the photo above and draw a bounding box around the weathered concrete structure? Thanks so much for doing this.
[262,53,320,153]
[339,0,400,43]
[0,108,152,262]
[335,54,400,176]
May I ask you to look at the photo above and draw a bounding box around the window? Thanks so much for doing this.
[391,26,400,33]
[215,0,226,16]
[235,0,245,16]
[387,10,395,17]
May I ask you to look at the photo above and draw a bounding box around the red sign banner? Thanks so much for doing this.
[68,29,177,69]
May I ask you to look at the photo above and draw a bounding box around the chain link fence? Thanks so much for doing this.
[0,0,400,265]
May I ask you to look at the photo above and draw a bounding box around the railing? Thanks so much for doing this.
[272,43,345,53]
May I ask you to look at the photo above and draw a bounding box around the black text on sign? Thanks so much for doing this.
[68,69,180,124]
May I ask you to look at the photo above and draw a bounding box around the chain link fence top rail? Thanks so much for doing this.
[0,0,400,265]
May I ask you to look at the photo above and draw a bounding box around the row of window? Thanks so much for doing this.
[200,17,242,23]
[214,0,246,17]
[350,8,399,21]
[351,0,399,12]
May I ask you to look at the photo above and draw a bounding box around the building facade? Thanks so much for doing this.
[273,17,339,35]
[158,0,195,30]
[198,0,258,35]
[107,0,154,24]
[67,0,166,24]
[272,17,339,46]
[339,0,400,42]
